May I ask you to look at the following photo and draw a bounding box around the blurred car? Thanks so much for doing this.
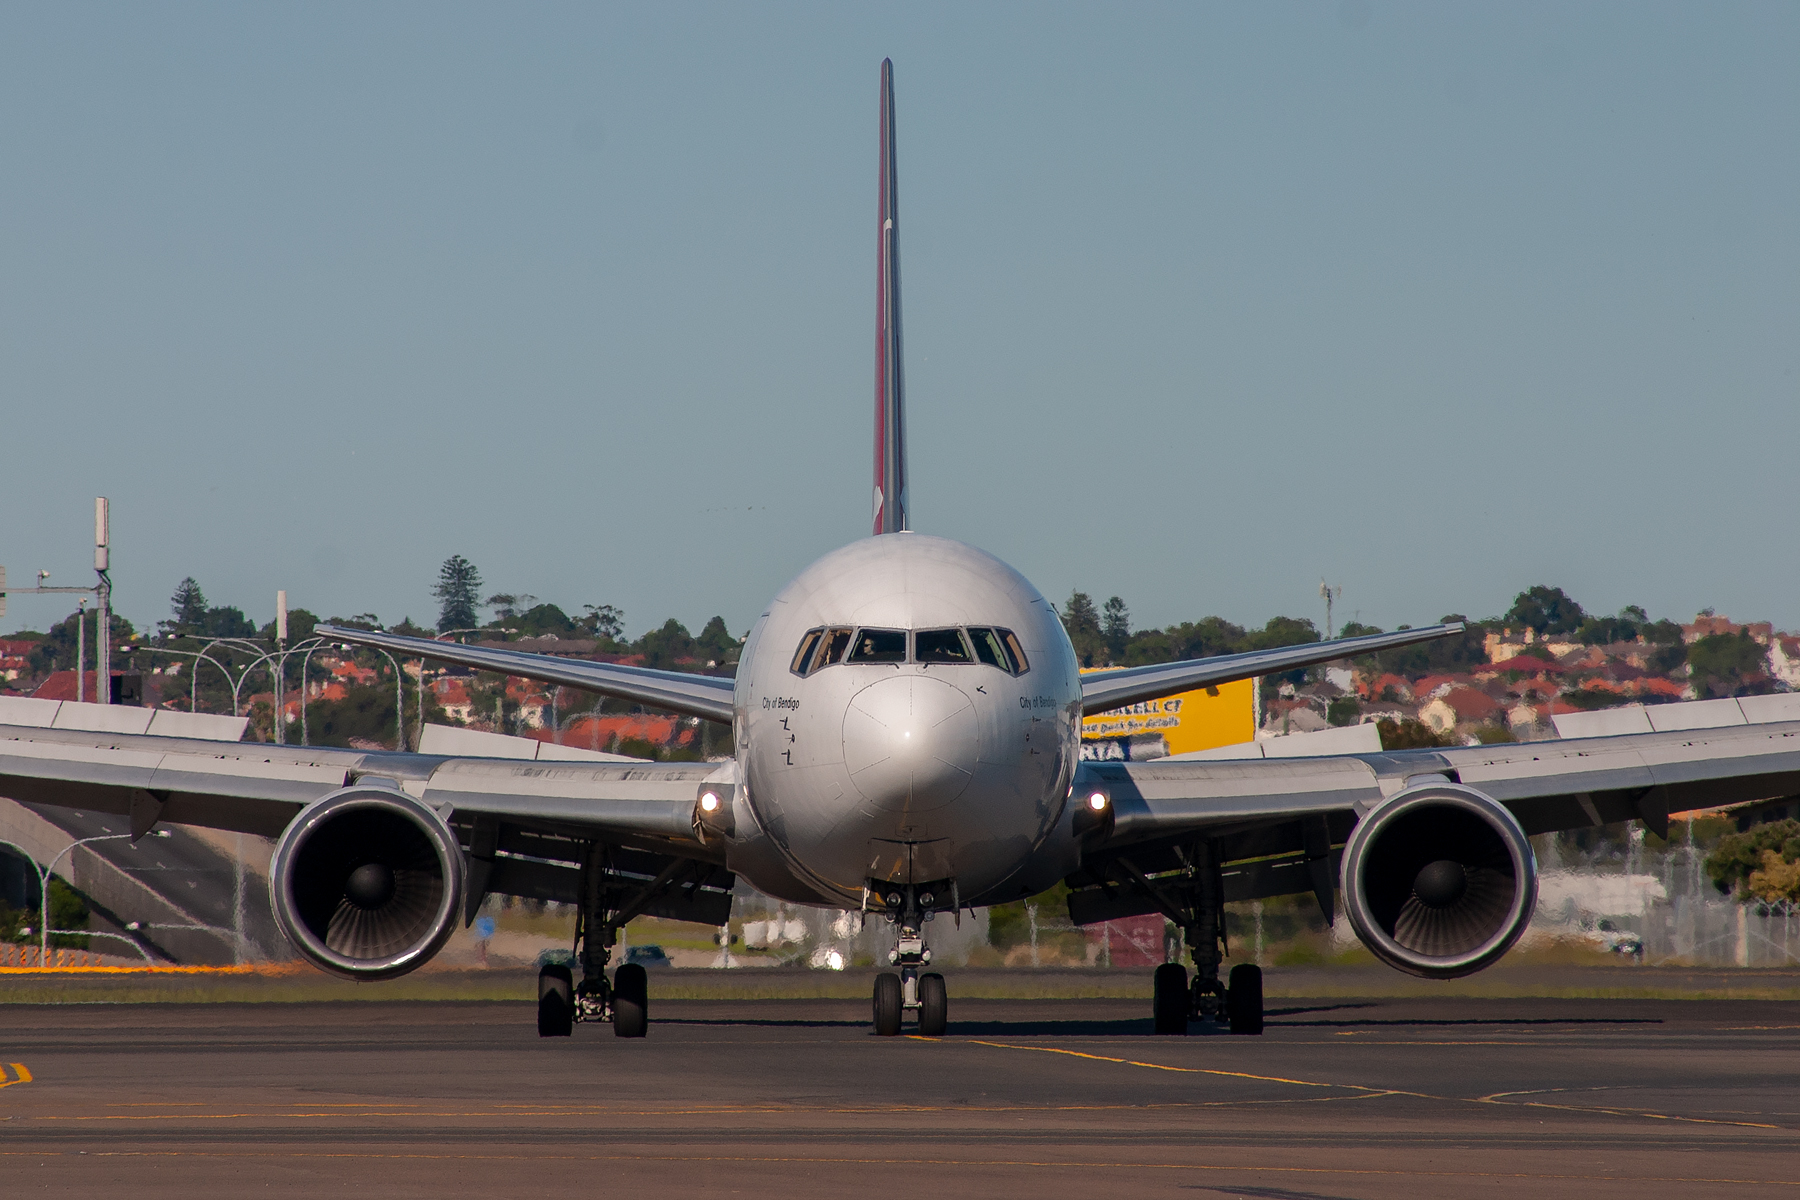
[625,945,672,968]
[1581,919,1644,961]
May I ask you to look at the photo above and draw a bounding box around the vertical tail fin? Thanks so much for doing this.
[873,58,908,535]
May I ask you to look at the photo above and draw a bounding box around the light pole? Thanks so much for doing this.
[132,644,239,714]
[422,629,496,750]
[361,644,409,751]
[125,919,245,966]
[75,598,87,704]
[292,633,411,751]
[299,637,336,747]
[94,497,111,705]
[0,832,168,964]
[141,637,275,717]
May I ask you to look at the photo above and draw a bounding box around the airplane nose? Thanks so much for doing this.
[842,675,979,812]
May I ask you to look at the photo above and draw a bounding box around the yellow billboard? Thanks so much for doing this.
[1079,673,1254,761]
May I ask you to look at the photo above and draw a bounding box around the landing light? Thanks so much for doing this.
[1087,792,1109,812]
[699,791,722,813]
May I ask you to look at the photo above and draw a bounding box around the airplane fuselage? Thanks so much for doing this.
[732,534,1084,910]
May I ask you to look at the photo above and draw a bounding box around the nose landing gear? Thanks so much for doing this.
[872,883,948,1037]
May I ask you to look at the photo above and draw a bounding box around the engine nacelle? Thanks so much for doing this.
[1342,781,1537,979]
[270,786,465,980]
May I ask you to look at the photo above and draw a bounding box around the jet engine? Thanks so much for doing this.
[1341,781,1537,979]
[270,786,465,980]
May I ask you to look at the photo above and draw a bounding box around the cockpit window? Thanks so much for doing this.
[967,627,1012,671]
[915,628,973,664]
[1002,630,1030,675]
[791,627,855,676]
[967,627,1029,675]
[815,627,854,670]
[847,628,907,663]
[794,625,1026,674]
[790,629,821,675]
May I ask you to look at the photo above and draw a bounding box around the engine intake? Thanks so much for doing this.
[270,786,465,980]
[1342,781,1537,978]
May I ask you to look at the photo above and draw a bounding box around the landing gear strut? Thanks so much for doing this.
[1141,838,1262,1036]
[535,842,663,1039]
[872,882,947,1037]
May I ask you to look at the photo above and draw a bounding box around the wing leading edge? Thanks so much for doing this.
[1080,622,1466,714]
[318,625,736,724]
[0,719,717,853]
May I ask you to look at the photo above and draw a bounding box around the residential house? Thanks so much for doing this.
[1682,614,1774,646]
[505,678,549,729]
[1473,656,1566,686]
[1484,628,1582,662]
[1411,673,1479,701]
[1418,687,1500,736]
[32,671,101,702]
[537,714,697,754]
[1769,636,1800,690]
[329,659,379,686]
[1508,696,1583,732]
[1357,673,1414,703]
[0,639,35,682]
[433,678,474,723]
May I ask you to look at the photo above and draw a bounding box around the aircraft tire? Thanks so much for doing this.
[1152,963,1189,1035]
[873,972,903,1036]
[1227,964,1263,1035]
[918,972,947,1037]
[613,963,649,1038]
[537,964,573,1037]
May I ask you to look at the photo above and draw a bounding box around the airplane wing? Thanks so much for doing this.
[0,709,737,945]
[1069,710,1800,933]
[318,624,736,724]
[1080,623,1466,713]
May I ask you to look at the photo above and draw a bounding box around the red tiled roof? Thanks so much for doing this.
[1474,655,1565,677]
[434,679,471,706]
[1439,687,1499,722]
[505,678,549,702]
[32,671,109,702]
[329,661,378,685]
[1357,673,1413,701]
[1413,673,1479,698]
[533,714,696,750]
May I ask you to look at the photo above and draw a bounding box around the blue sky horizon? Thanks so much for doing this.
[3,3,1795,642]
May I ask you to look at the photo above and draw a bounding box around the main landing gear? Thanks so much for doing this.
[871,883,948,1037]
[1149,839,1263,1036]
[537,843,654,1039]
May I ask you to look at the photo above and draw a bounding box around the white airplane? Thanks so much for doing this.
[5,60,1799,1040]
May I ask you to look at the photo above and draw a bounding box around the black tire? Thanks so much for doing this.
[873,972,903,1037]
[918,972,947,1037]
[613,963,649,1038]
[1152,962,1189,1035]
[1227,963,1263,1035]
[537,964,573,1038]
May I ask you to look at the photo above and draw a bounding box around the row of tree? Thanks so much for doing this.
[1056,584,1777,701]
[431,555,739,669]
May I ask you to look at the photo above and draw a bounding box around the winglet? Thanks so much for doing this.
[872,58,908,535]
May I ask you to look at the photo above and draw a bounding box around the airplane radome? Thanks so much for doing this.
[5,60,1799,1042]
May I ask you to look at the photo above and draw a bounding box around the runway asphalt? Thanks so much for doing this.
[2,994,1796,1198]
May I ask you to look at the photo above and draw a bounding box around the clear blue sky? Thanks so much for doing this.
[3,3,1795,641]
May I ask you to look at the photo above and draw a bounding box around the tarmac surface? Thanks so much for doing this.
[2,994,1797,1198]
